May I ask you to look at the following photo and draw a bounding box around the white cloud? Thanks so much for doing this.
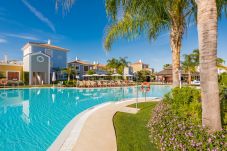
[3,33,39,40]
[0,38,7,43]
[21,0,56,32]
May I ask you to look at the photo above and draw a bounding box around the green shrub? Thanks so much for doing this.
[219,73,227,87]
[5,80,24,86]
[163,87,201,123]
[87,70,95,75]
[136,70,152,82]
[63,80,76,87]
[0,72,6,79]
[220,85,227,128]
[219,73,227,128]
[148,102,227,151]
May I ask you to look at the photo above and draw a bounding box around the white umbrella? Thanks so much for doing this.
[99,74,108,76]
[83,74,92,77]
[52,72,56,81]
[124,74,133,77]
[111,73,122,76]
[92,74,99,76]
[52,72,56,87]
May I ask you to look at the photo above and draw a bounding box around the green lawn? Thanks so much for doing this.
[113,102,158,151]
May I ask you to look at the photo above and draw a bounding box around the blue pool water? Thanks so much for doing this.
[0,85,171,151]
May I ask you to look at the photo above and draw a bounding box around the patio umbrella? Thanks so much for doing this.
[111,73,122,80]
[92,74,99,80]
[111,73,122,77]
[83,74,92,80]
[52,72,56,87]
[100,74,108,76]
[83,74,93,77]
[124,74,133,77]
[92,74,99,76]
[96,74,107,80]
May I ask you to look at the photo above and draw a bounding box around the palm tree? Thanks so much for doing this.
[182,54,196,84]
[106,58,120,73]
[119,57,129,67]
[191,49,200,66]
[62,66,75,81]
[163,64,171,69]
[106,57,129,74]
[217,58,225,67]
[104,0,197,87]
[196,0,222,131]
[191,49,225,68]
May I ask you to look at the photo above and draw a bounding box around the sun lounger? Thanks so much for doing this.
[97,81,102,87]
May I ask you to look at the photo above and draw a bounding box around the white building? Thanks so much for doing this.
[22,41,69,85]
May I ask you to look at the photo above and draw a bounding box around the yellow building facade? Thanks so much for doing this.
[0,64,23,81]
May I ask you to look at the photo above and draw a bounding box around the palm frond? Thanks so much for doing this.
[55,0,75,13]
[104,13,143,51]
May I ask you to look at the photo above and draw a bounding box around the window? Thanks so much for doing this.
[76,65,80,71]
[37,56,44,62]
[84,66,89,71]
[7,72,19,81]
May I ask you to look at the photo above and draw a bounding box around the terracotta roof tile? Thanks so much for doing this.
[27,42,69,52]
[69,60,93,65]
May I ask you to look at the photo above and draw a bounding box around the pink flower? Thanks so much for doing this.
[208,138,212,143]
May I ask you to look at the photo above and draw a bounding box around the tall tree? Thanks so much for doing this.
[191,49,200,66]
[190,49,225,67]
[217,58,225,66]
[104,0,197,87]
[106,58,120,73]
[182,54,196,84]
[106,57,129,74]
[196,0,222,131]
[62,66,75,81]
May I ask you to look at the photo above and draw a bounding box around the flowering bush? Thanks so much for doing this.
[148,102,227,150]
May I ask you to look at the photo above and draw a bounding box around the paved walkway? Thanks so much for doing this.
[72,98,160,151]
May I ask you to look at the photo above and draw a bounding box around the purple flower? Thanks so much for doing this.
[188,132,193,137]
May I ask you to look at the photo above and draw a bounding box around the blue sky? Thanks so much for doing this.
[0,0,226,71]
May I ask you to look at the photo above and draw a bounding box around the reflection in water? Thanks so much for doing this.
[52,94,56,103]
[21,101,30,124]
[0,86,171,151]
[0,90,30,124]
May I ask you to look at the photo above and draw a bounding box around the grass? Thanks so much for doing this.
[113,102,158,151]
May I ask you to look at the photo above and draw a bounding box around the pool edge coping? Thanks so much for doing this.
[47,101,112,151]
[0,84,172,91]
[47,97,161,151]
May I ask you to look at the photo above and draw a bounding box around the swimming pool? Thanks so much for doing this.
[0,85,171,151]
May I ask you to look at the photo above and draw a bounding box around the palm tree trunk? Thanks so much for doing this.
[68,75,70,81]
[170,25,183,87]
[188,71,191,85]
[197,0,222,131]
